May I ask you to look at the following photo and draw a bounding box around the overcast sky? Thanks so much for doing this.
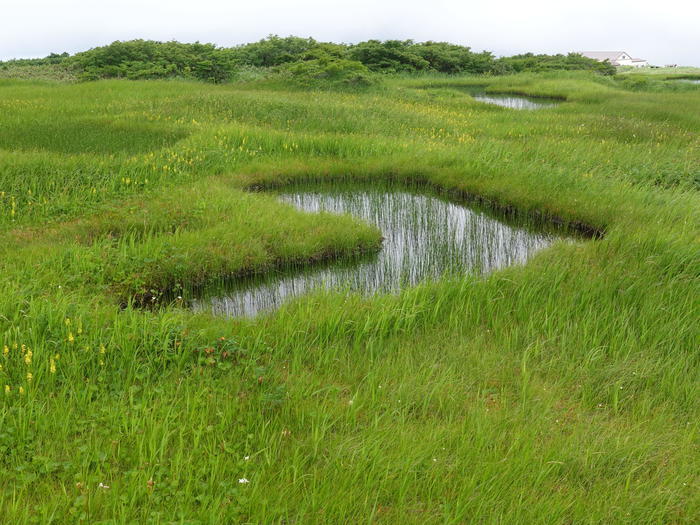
[2,0,698,66]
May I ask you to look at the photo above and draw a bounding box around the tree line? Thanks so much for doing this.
[0,36,616,84]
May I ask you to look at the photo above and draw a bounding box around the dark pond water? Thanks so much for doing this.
[461,87,560,110]
[191,184,576,318]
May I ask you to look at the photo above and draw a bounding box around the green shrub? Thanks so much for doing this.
[284,56,375,87]
[497,53,616,75]
[348,40,431,73]
[412,41,497,74]
[233,35,319,67]
[67,40,238,83]
[1,39,622,84]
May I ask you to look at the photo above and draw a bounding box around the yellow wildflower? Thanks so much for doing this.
[19,386,24,395]
[26,372,32,382]
[4,385,9,395]
[50,359,56,374]
[65,318,71,326]
[3,345,8,357]
[68,332,75,344]
[24,349,32,366]
[99,344,106,355]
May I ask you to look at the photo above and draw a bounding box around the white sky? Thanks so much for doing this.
[2,0,699,66]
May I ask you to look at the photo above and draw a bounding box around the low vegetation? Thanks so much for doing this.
[0,68,698,522]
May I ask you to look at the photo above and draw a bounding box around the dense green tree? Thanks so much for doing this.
[300,42,349,61]
[233,35,318,67]
[348,40,431,73]
[0,52,69,67]
[67,40,238,82]
[497,53,616,75]
[284,55,374,86]
[2,38,619,83]
[412,41,497,74]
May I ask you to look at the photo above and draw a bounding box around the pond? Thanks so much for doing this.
[461,86,560,110]
[191,183,578,318]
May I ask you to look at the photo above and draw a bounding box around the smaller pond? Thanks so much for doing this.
[461,87,560,110]
[191,183,578,318]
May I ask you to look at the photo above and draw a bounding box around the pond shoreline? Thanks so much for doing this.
[247,176,605,239]
[192,181,583,317]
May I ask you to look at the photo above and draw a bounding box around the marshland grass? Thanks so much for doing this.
[616,66,700,80]
[0,71,698,523]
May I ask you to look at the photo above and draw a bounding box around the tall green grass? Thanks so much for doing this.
[0,72,698,523]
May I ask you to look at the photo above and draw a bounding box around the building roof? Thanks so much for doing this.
[580,51,628,61]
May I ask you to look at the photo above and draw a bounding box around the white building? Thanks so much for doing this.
[580,51,649,68]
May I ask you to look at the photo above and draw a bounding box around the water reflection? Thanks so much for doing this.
[192,185,572,318]
[462,87,559,109]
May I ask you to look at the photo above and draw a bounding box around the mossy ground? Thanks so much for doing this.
[0,72,698,523]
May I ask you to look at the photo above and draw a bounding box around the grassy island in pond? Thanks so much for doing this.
[0,69,698,523]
